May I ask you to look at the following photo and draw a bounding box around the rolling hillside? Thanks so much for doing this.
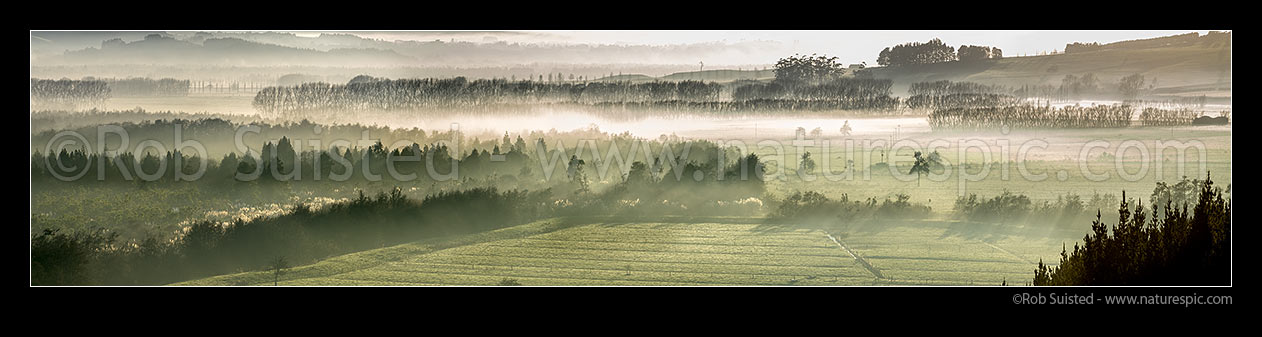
[596,69,774,83]
[866,32,1231,97]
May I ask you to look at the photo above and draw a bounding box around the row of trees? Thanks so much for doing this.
[1034,174,1230,285]
[927,104,1134,130]
[906,93,1020,110]
[905,80,1018,110]
[957,45,1003,61]
[1063,32,1227,54]
[30,78,194,109]
[954,190,1120,228]
[252,77,725,116]
[1138,107,1200,126]
[770,191,932,226]
[909,74,1156,103]
[878,39,956,67]
[30,78,110,109]
[877,39,1002,67]
[909,80,1009,97]
[731,78,894,103]
[98,77,190,97]
[585,98,902,115]
[771,54,848,87]
[32,127,763,191]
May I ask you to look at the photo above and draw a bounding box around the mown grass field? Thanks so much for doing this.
[177,217,1079,286]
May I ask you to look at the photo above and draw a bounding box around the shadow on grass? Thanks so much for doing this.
[937,220,1088,243]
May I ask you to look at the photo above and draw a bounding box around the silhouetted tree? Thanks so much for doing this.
[268,256,291,286]
[773,54,846,87]
[909,151,930,186]
[876,39,956,67]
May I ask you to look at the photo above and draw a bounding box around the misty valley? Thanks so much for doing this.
[30,30,1231,287]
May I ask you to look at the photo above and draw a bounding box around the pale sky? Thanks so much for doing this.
[352,30,1216,65]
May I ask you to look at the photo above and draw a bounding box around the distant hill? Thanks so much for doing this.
[30,31,165,60]
[40,34,420,67]
[865,32,1231,97]
[592,74,658,82]
[662,69,775,82]
[595,69,774,83]
[31,31,787,68]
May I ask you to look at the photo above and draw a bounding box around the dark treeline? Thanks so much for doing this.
[30,78,109,110]
[31,109,270,134]
[1127,96,1211,109]
[1034,174,1230,285]
[98,77,190,97]
[252,77,725,116]
[588,97,902,115]
[954,191,1120,228]
[770,191,932,227]
[725,54,899,112]
[30,117,446,157]
[957,45,1003,61]
[905,81,1018,110]
[928,104,1133,130]
[31,186,553,285]
[909,80,1009,97]
[733,78,893,100]
[1150,176,1215,220]
[877,39,959,67]
[32,125,753,189]
[906,93,1020,110]
[560,152,769,217]
[1138,107,1200,126]
[907,77,1183,111]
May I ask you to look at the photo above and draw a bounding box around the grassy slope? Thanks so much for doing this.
[171,215,769,286]
[595,69,774,83]
[755,126,1231,216]
[867,44,1231,96]
[176,216,1085,286]
[660,69,775,82]
[171,217,580,286]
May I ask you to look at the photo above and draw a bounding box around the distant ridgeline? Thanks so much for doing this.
[1064,31,1231,54]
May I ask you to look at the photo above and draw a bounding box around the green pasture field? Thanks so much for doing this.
[753,125,1231,214]
[177,217,1081,286]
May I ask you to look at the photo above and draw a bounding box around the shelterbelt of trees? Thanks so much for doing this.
[928,104,1134,130]
[252,77,725,114]
[31,119,764,188]
[31,109,270,134]
[252,77,902,117]
[30,77,192,102]
[30,78,109,110]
